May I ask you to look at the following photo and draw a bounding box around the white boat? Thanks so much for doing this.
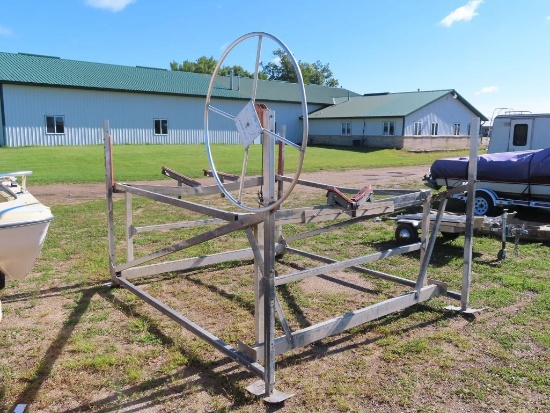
[0,171,54,281]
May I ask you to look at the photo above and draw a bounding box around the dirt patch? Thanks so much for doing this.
[31,165,431,206]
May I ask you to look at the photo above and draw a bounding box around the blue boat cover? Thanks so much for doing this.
[430,148,550,184]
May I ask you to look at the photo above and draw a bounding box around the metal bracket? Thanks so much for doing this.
[246,380,293,404]
[445,305,486,314]
[161,166,201,187]
[326,185,372,210]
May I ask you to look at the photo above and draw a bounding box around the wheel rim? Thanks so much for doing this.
[397,228,412,241]
[474,197,489,215]
[204,32,308,212]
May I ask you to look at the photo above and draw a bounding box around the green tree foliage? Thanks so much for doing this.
[261,49,339,87]
[170,56,217,74]
[170,57,267,79]
[171,50,337,86]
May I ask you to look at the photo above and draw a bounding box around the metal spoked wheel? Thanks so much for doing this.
[204,32,308,212]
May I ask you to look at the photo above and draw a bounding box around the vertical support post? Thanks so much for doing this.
[461,116,480,310]
[254,222,264,344]
[499,210,509,261]
[417,197,448,290]
[125,192,134,262]
[103,120,117,283]
[277,125,286,202]
[419,194,432,268]
[276,125,286,242]
[262,109,276,397]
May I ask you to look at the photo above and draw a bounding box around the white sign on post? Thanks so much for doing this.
[234,100,263,149]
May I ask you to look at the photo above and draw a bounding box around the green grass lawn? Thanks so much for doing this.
[0,144,469,184]
[4,143,547,412]
[1,180,548,412]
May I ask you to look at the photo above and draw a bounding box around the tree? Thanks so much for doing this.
[170,56,217,74]
[170,57,266,79]
[171,51,337,86]
[261,49,339,87]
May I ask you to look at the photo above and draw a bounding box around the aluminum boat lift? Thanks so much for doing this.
[103,32,480,402]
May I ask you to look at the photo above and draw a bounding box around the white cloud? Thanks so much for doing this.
[85,0,136,12]
[0,25,13,36]
[547,15,550,21]
[440,0,483,27]
[475,86,499,95]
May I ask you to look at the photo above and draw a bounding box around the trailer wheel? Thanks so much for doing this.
[395,223,419,244]
[474,191,496,216]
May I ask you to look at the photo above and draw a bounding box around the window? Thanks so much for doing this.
[413,122,422,136]
[154,119,168,135]
[45,115,65,134]
[341,122,351,136]
[453,123,460,136]
[383,121,395,136]
[431,122,439,136]
[513,124,528,146]
[467,123,471,136]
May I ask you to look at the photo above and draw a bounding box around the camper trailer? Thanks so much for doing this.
[489,113,550,153]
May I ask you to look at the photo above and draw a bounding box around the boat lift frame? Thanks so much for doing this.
[103,117,480,401]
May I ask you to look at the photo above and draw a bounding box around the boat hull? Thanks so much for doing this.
[0,219,53,280]
[431,177,550,200]
[0,177,54,281]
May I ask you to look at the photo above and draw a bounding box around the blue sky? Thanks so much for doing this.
[1,0,549,122]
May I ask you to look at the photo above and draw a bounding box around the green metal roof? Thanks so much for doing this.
[308,90,488,121]
[0,51,359,105]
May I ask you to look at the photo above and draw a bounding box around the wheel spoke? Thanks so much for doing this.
[238,148,250,203]
[262,129,303,151]
[208,104,235,121]
[251,36,263,104]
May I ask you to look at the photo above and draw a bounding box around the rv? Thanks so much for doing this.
[488,113,550,153]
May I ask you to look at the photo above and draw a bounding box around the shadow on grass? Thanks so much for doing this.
[63,285,283,413]
[5,282,264,413]
[4,263,469,412]
[9,286,98,410]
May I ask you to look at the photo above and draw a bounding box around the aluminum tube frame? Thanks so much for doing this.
[251,284,444,360]
[275,243,422,286]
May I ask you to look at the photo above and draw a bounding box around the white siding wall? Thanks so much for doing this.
[308,117,403,137]
[0,86,4,146]
[403,94,476,136]
[2,84,312,147]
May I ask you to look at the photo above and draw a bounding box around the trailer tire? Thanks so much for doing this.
[395,223,419,244]
[474,191,497,216]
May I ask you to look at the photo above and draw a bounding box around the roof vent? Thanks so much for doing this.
[136,66,167,71]
[18,52,60,59]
